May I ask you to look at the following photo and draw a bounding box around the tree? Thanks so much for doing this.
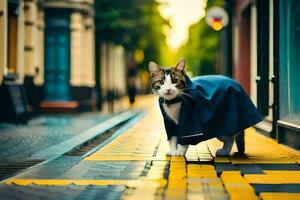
[94,0,169,66]
[177,0,223,76]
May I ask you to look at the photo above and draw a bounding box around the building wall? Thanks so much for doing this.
[100,42,126,99]
[0,1,7,85]
[226,0,300,148]
[70,13,95,87]
[70,12,84,86]
[232,0,252,94]
[35,10,44,86]
[1,0,97,116]
[1,0,26,84]
[16,1,25,84]
[267,0,274,122]
[113,45,126,96]
[100,42,108,94]
[250,4,257,106]
[24,0,38,77]
[82,16,95,87]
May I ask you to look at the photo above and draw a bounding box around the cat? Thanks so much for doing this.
[149,58,262,156]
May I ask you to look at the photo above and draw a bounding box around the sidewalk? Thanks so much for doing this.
[1,99,300,200]
[0,95,153,163]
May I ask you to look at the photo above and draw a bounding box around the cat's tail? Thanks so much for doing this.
[235,131,245,155]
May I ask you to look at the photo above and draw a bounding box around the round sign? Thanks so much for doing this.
[205,6,229,31]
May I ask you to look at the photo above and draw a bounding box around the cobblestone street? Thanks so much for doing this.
[1,0,300,199]
[0,97,299,200]
[0,113,114,163]
[0,96,135,164]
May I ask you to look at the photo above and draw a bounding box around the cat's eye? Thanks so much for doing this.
[159,80,164,84]
[173,79,179,84]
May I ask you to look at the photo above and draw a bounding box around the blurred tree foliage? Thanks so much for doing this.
[94,0,169,70]
[177,0,223,76]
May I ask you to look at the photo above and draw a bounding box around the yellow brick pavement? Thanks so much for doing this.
[4,97,300,200]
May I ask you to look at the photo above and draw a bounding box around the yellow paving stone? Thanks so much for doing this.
[152,160,169,166]
[214,157,230,163]
[187,172,217,178]
[188,181,223,188]
[168,180,187,190]
[221,171,257,199]
[187,182,202,188]
[251,158,297,164]
[171,157,186,162]
[244,174,300,184]
[259,192,300,200]
[187,184,225,193]
[225,185,255,193]
[187,193,228,200]
[230,156,253,164]
[165,189,186,200]
[185,157,199,162]
[186,193,207,200]
[263,170,300,175]
[187,164,215,170]
[168,174,186,180]
[229,192,259,200]
[5,179,167,187]
[221,171,245,184]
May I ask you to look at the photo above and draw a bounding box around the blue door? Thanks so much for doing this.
[44,12,70,101]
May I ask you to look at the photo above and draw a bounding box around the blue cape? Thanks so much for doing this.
[159,75,262,145]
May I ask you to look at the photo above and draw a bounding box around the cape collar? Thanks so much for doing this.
[163,96,181,106]
[184,74,197,90]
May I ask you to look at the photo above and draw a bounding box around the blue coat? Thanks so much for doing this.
[159,75,262,145]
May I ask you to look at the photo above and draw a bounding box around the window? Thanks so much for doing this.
[279,0,300,124]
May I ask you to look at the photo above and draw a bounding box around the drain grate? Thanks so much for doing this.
[66,121,129,156]
[0,159,44,180]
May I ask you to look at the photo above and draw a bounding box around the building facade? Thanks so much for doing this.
[221,0,300,148]
[0,0,96,122]
[41,0,95,111]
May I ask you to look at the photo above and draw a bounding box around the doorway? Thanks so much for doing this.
[44,11,70,101]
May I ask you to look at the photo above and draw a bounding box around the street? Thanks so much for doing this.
[0,96,299,200]
[1,0,300,199]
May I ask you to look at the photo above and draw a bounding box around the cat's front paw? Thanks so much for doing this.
[171,150,186,156]
[165,151,174,156]
[216,148,230,156]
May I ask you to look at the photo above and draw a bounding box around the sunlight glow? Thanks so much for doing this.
[158,0,207,50]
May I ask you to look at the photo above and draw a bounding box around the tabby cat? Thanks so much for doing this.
[149,59,247,156]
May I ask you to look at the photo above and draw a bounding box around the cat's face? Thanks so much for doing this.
[149,59,187,100]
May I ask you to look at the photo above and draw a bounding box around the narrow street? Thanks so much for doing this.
[1,0,300,199]
[0,96,299,200]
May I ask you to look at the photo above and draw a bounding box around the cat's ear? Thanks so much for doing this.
[148,61,160,73]
[175,58,186,71]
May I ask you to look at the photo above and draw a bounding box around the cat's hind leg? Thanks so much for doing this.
[235,131,245,155]
[166,136,177,156]
[216,136,234,156]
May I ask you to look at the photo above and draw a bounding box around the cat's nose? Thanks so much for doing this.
[166,89,171,93]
